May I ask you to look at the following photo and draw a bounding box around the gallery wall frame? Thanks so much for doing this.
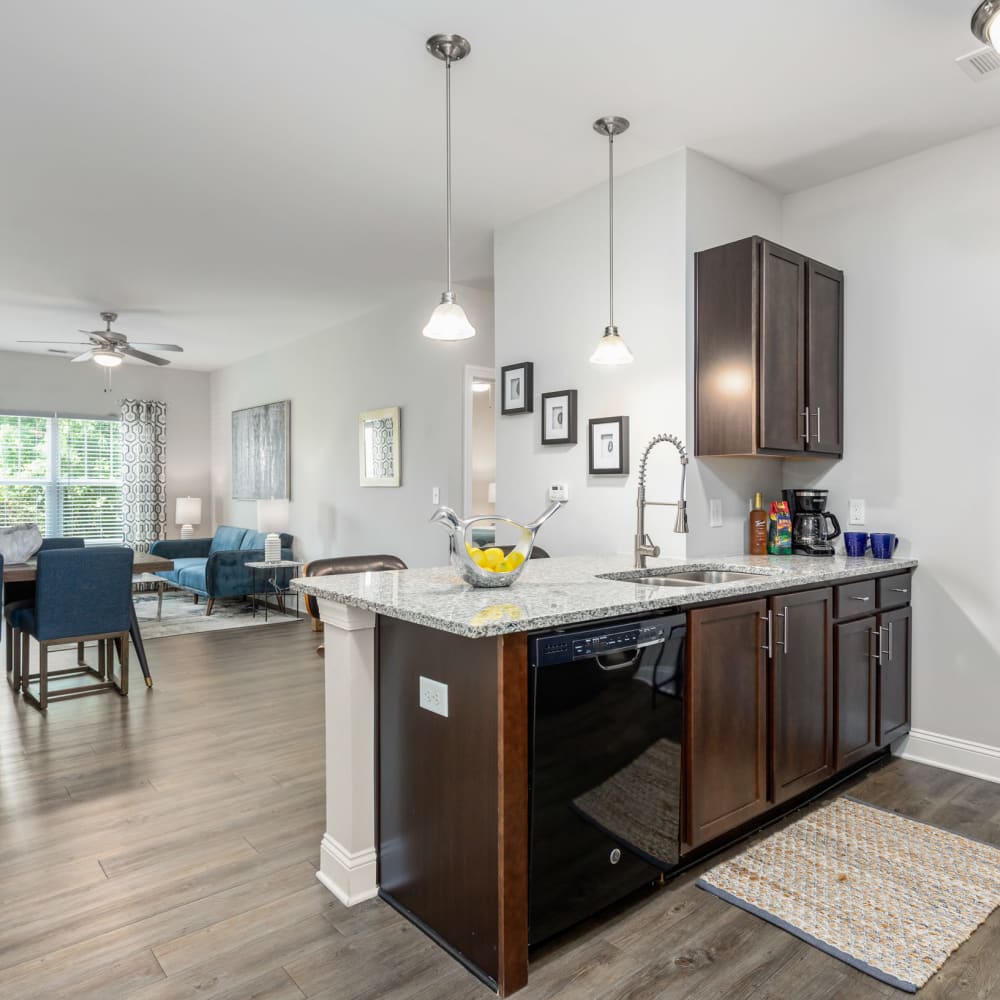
[540,389,578,445]
[500,362,533,415]
[359,406,401,487]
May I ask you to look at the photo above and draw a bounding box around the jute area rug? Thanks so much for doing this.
[697,796,1000,992]
[134,590,301,639]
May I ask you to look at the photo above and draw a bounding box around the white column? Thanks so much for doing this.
[315,598,379,906]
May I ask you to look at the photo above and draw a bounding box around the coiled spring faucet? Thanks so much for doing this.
[635,433,689,568]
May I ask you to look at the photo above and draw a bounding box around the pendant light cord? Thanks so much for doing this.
[445,56,453,294]
[608,132,614,329]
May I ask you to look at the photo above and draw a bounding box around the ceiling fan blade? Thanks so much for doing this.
[129,342,184,352]
[121,346,170,366]
[17,339,92,345]
[71,350,97,363]
[47,349,76,355]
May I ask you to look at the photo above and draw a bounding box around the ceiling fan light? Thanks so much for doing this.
[972,0,1000,49]
[93,349,123,367]
[422,293,476,341]
[590,326,635,366]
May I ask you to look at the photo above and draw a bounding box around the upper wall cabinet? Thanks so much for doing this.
[695,236,844,458]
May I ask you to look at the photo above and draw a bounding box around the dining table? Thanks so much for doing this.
[2,550,174,688]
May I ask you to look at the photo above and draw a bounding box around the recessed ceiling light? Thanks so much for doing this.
[972,0,1000,50]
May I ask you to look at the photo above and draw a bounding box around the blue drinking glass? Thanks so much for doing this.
[844,531,869,557]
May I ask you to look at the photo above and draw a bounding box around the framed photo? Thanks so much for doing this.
[589,416,630,475]
[541,390,578,445]
[500,362,533,415]
[359,406,401,487]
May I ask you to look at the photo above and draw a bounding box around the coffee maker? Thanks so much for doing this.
[783,489,841,556]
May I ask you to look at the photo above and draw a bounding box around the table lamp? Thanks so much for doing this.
[257,499,288,563]
[175,497,202,539]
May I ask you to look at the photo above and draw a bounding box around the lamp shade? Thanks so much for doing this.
[257,499,289,534]
[175,497,202,526]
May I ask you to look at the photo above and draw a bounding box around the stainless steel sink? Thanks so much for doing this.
[601,568,768,588]
[652,570,763,584]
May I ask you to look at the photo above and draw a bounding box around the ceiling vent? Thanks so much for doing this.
[956,45,1000,81]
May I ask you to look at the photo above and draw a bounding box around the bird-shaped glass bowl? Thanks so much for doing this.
[430,502,563,588]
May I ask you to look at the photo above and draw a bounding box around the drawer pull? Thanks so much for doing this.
[850,595,871,602]
[890,587,909,594]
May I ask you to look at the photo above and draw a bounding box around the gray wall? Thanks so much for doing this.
[209,283,494,567]
[0,350,212,538]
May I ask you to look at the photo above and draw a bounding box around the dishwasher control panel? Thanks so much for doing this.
[532,621,669,666]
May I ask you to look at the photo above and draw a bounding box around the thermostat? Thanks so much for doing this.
[548,483,569,502]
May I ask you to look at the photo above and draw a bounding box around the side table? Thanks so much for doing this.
[246,561,304,622]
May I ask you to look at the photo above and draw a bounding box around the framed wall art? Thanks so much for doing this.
[500,362,533,415]
[588,416,630,475]
[540,389,578,445]
[232,399,290,500]
[359,406,401,487]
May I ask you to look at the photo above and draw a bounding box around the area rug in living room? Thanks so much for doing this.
[696,796,1000,992]
[134,589,301,639]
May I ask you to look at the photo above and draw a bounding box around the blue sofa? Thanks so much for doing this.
[149,525,294,615]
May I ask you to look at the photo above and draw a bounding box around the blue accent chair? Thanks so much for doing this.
[150,525,294,615]
[11,546,134,711]
[5,536,86,689]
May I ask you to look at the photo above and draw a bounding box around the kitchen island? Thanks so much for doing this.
[292,552,918,996]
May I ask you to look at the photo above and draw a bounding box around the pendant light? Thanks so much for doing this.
[590,116,634,366]
[972,1,1000,50]
[423,34,476,342]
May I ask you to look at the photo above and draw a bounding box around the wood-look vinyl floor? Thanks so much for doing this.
[1,624,998,999]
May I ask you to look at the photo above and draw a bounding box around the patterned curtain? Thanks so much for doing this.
[120,399,167,553]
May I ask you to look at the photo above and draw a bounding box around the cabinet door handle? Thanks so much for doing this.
[887,621,894,662]
[890,587,909,594]
[880,625,891,666]
[870,628,882,662]
[760,611,773,658]
[850,595,871,602]
[801,408,810,441]
[815,406,822,443]
[776,606,789,654]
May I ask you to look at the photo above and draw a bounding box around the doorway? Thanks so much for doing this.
[463,364,496,517]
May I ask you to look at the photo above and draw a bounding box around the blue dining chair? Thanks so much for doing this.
[5,537,85,691]
[12,546,134,711]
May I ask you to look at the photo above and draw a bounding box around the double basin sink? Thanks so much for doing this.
[600,568,768,589]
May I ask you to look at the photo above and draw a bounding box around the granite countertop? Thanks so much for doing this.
[290,553,917,639]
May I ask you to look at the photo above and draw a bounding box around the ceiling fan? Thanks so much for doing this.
[18,311,184,368]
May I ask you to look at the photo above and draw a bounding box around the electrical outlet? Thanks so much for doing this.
[709,498,723,527]
[431,487,440,504]
[848,499,866,525]
[419,676,448,718]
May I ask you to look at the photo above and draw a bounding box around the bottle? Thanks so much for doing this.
[749,492,768,555]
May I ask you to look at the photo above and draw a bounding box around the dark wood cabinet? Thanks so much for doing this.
[695,236,844,458]
[877,605,912,746]
[834,616,879,769]
[769,588,835,804]
[685,599,769,850]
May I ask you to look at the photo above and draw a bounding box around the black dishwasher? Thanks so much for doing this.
[528,613,687,945]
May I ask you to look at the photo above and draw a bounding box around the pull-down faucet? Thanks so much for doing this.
[635,433,689,568]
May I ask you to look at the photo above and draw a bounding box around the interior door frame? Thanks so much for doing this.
[463,364,496,516]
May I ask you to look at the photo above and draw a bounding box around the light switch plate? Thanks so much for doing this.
[431,487,440,504]
[549,483,569,502]
[709,498,723,527]
[419,676,448,718]
[848,499,866,525]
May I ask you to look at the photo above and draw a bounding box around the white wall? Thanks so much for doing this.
[684,150,785,556]
[209,283,494,568]
[0,350,211,538]
[494,151,689,558]
[782,125,1000,758]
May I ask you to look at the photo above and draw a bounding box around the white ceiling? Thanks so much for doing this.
[0,0,996,370]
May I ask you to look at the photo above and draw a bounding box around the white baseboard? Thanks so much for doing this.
[897,729,1000,785]
[317,834,378,907]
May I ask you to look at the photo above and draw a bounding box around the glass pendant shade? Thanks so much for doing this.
[590,326,635,365]
[972,1,1000,50]
[422,293,475,341]
[93,349,123,367]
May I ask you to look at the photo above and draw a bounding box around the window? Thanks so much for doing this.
[0,415,123,542]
